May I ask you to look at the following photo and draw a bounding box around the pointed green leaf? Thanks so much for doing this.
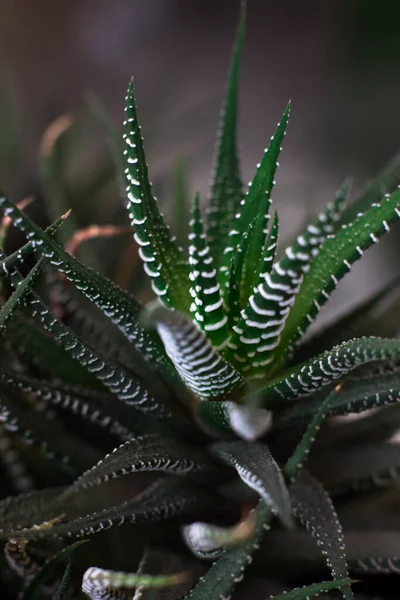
[340,152,400,225]
[189,194,228,350]
[0,258,44,333]
[220,103,290,293]
[206,4,245,270]
[66,434,213,495]
[266,579,355,600]
[292,275,400,364]
[0,370,138,441]
[223,182,349,378]
[150,306,245,400]
[183,500,271,600]
[276,368,400,429]
[20,540,87,600]
[275,188,400,365]
[7,478,214,541]
[290,471,353,600]
[284,385,340,481]
[0,195,172,378]
[259,337,400,408]
[212,439,293,528]
[196,399,272,441]
[124,80,191,311]
[82,566,185,599]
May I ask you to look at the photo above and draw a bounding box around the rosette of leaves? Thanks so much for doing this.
[2,6,400,600]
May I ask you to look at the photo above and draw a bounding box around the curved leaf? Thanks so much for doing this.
[66,434,213,495]
[290,471,353,600]
[267,579,355,600]
[124,80,191,311]
[206,4,244,270]
[188,194,228,350]
[275,188,400,365]
[223,183,349,378]
[259,337,400,408]
[212,439,293,528]
[183,500,271,600]
[150,306,244,400]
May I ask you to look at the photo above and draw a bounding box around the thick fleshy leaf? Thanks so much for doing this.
[339,152,400,225]
[4,316,99,388]
[258,337,400,408]
[220,103,290,294]
[196,399,272,441]
[66,434,213,495]
[276,368,400,428]
[0,195,172,377]
[6,478,215,541]
[291,275,400,364]
[150,306,245,400]
[283,385,341,480]
[223,183,349,378]
[267,579,355,600]
[183,500,271,600]
[24,292,168,417]
[183,509,256,559]
[0,258,43,332]
[82,566,185,599]
[188,194,228,350]
[124,80,191,311]
[0,370,138,441]
[0,388,100,472]
[0,487,65,535]
[275,188,400,365]
[212,439,293,528]
[290,471,353,600]
[206,4,245,271]
[132,548,200,600]
[20,540,87,600]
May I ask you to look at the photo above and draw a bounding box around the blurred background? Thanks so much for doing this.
[0,0,400,320]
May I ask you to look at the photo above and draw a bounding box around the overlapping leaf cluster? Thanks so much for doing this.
[1,6,400,600]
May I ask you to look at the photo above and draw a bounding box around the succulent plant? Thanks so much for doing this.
[2,5,400,600]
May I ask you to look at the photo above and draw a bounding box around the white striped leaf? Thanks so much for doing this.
[290,471,353,600]
[267,579,355,600]
[188,194,228,350]
[183,500,271,600]
[82,566,184,600]
[223,182,349,378]
[219,102,290,293]
[150,306,245,401]
[5,478,214,541]
[67,434,213,494]
[196,400,272,441]
[206,5,245,271]
[276,368,400,429]
[183,509,256,559]
[258,337,400,408]
[275,188,400,366]
[211,439,293,528]
[124,81,191,311]
[0,370,139,441]
[0,195,171,378]
[0,258,44,333]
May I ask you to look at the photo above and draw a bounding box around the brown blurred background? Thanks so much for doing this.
[0,0,399,319]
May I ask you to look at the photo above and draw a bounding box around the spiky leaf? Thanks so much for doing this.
[124,80,191,310]
[188,194,228,350]
[290,471,353,600]
[212,439,293,528]
[206,4,245,270]
[150,306,244,400]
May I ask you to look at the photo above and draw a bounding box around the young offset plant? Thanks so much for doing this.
[2,5,400,600]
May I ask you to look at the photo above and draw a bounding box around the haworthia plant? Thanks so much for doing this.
[0,4,400,600]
